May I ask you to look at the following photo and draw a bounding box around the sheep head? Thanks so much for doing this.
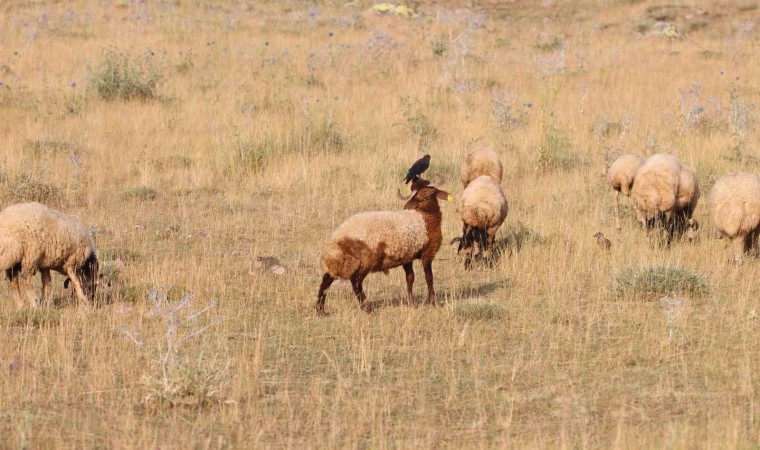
[64,252,99,303]
[402,178,451,211]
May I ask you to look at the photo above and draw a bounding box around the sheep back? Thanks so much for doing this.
[607,154,645,196]
[631,154,681,214]
[460,146,503,187]
[457,175,508,229]
[0,202,95,274]
[321,210,428,279]
[709,172,760,238]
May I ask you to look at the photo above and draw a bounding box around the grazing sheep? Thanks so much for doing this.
[317,178,451,315]
[630,153,700,242]
[709,172,760,261]
[454,175,508,268]
[0,202,98,308]
[675,164,701,232]
[607,154,645,229]
[460,146,503,187]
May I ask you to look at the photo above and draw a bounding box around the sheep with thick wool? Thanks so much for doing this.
[630,153,700,241]
[460,146,503,187]
[607,154,645,229]
[454,175,508,268]
[317,178,450,315]
[709,172,760,261]
[0,202,98,307]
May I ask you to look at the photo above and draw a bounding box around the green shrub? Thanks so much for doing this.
[614,266,708,297]
[536,124,578,172]
[88,50,162,101]
[0,170,63,206]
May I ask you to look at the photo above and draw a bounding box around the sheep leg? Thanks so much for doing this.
[422,261,437,306]
[463,246,474,270]
[732,236,746,263]
[40,269,51,307]
[484,229,497,263]
[350,273,369,312]
[402,263,414,308]
[65,270,88,304]
[316,273,334,316]
[750,229,760,258]
[614,190,621,230]
[19,274,37,309]
[8,272,23,309]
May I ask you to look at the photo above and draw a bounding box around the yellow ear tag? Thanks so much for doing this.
[447,194,453,201]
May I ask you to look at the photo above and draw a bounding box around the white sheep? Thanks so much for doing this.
[0,202,98,307]
[709,172,760,261]
[453,175,508,268]
[675,164,701,230]
[630,153,700,241]
[317,178,450,315]
[607,154,645,229]
[460,145,503,187]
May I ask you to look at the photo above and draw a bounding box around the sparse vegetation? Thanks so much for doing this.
[536,123,578,172]
[0,0,759,448]
[87,50,162,101]
[614,266,709,298]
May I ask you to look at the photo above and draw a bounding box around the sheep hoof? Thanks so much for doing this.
[315,306,329,317]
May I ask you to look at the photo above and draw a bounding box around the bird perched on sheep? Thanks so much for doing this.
[709,172,760,261]
[404,154,431,184]
[607,154,645,229]
[317,178,451,315]
[0,202,98,308]
[452,175,508,268]
[630,153,700,242]
[460,146,503,187]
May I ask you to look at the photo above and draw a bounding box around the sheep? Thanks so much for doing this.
[0,202,98,308]
[607,154,645,229]
[460,145,503,187]
[709,172,760,261]
[630,153,700,242]
[452,175,508,268]
[675,164,701,232]
[316,178,451,315]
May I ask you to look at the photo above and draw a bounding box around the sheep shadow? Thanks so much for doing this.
[377,279,509,310]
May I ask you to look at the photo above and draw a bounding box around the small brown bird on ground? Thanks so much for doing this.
[593,232,612,250]
[404,154,431,184]
[685,218,699,242]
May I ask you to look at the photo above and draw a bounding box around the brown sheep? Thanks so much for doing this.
[317,178,451,315]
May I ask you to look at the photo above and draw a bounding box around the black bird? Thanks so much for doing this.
[404,154,431,184]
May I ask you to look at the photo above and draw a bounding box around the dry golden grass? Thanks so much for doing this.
[1,0,759,447]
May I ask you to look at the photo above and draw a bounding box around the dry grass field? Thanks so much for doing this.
[0,0,759,447]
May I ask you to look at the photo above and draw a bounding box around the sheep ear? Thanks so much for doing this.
[403,191,419,210]
[436,190,452,201]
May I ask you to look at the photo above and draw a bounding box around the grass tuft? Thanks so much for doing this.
[453,302,506,321]
[614,266,708,297]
